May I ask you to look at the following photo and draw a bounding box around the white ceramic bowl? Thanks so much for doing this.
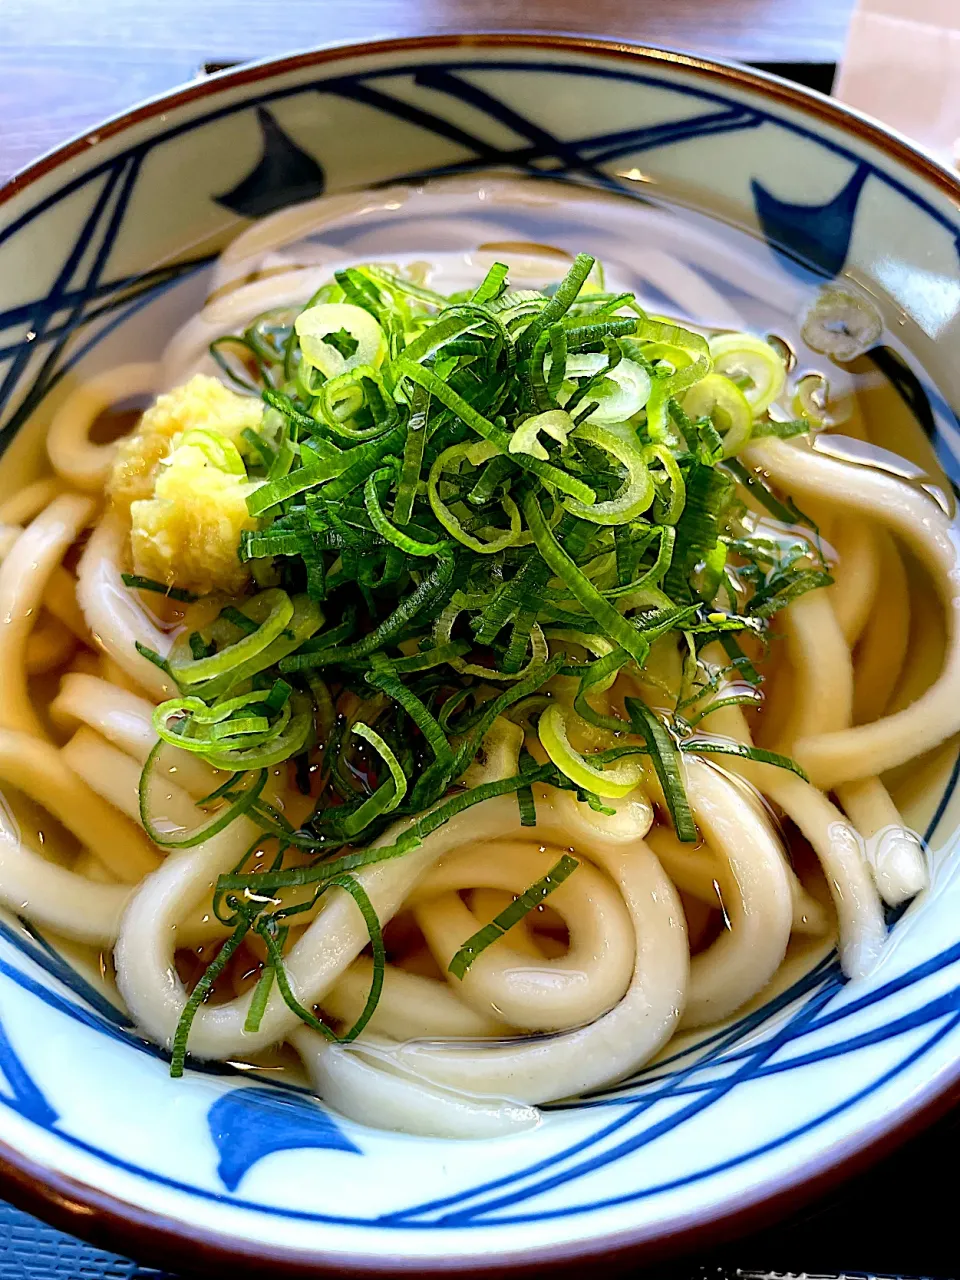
[2,34,960,1276]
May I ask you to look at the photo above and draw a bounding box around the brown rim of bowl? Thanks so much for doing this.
[1,29,960,1278]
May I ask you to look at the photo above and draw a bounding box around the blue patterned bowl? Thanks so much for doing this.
[2,34,960,1276]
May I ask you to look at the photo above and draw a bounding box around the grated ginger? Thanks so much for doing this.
[107,375,264,595]
[108,374,262,515]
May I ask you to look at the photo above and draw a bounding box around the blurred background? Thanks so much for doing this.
[0,0,853,181]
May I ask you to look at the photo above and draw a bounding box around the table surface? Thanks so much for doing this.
[3,3,955,1278]
[0,0,857,182]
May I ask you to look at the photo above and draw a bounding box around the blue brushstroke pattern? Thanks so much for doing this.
[752,163,869,277]
[0,1014,57,1128]
[214,107,325,219]
[208,1085,360,1192]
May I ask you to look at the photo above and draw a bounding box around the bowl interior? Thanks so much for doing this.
[2,36,960,1274]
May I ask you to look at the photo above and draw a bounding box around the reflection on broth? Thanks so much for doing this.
[0,175,956,1136]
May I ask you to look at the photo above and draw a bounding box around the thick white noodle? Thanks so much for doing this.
[76,516,177,699]
[835,776,928,906]
[368,796,686,1104]
[321,957,509,1040]
[750,535,928,907]
[50,672,221,798]
[51,674,159,759]
[114,786,689,1109]
[0,478,64,526]
[411,840,636,1031]
[43,566,93,645]
[745,439,960,785]
[0,730,156,944]
[62,727,159,828]
[293,1028,541,1139]
[853,530,910,725]
[0,494,95,738]
[828,516,881,647]
[0,525,89,669]
[769,589,853,754]
[655,759,793,1028]
[115,795,549,1058]
[701,703,887,980]
[46,363,159,491]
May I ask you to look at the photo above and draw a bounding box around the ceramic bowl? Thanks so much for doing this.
[2,34,960,1277]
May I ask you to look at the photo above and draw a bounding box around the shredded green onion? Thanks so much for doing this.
[625,697,697,842]
[139,254,833,1077]
[121,574,199,603]
[448,854,579,979]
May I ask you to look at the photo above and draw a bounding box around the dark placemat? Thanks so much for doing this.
[0,1205,170,1279]
[1,54,956,1280]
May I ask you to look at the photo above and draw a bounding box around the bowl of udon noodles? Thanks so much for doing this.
[1,31,960,1277]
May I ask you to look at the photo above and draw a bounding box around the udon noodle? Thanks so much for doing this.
[0,180,956,1139]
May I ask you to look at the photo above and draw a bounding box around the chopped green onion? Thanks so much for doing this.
[364,467,446,557]
[680,737,808,780]
[563,421,655,525]
[219,605,260,636]
[683,373,754,458]
[428,443,522,553]
[132,253,841,1044]
[708,333,786,415]
[517,785,537,826]
[448,854,579,979]
[398,360,596,506]
[171,915,252,1076]
[121,575,199,603]
[625,697,697,842]
[168,590,293,687]
[135,641,172,676]
[139,743,267,848]
[539,702,644,798]
[524,493,651,666]
[340,722,408,836]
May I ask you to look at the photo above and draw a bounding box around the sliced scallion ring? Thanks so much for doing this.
[178,429,247,476]
[538,702,645,798]
[708,333,786,414]
[559,356,652,424]
[339,721,408,837]
[800,285,882,362]
[639,342,695,376]
[295,302,387,379]
[792,371,853,428]
[187,595,326,701]
[139,741,267,848]
[546,629,620,694]
[312,368,379,441]
[793,372,829,424]
[168,589,294,687]
[428,443,522,553]
[682,373,754,458]
[433,596,549,681]
[563,421,655,525]
[643,444,686,525]
[508,409,573,460]
[200,694,313,770]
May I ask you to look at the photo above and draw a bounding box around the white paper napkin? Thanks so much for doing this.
[835,0,960,169]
